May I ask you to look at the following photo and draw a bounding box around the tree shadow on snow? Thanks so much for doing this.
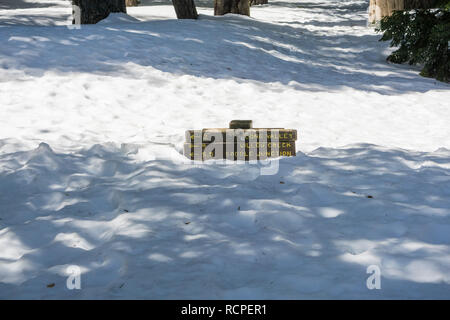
[0,142,449,298]
[0,2,448,94]
[0,0,68,10]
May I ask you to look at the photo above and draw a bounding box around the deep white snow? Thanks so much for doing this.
[0,0,449,299]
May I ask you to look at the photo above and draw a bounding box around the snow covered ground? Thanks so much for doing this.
[0,0,449,299]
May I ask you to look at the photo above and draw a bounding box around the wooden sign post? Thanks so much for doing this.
[184,121,297,161]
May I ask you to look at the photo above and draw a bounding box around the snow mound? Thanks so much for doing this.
[0,142,449,299]
[97,13,141,25]
[1,0,450,300]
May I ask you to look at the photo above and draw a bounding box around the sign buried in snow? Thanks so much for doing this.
[184,120,297,161]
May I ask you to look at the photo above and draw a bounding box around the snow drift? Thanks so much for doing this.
[0,0,449,299]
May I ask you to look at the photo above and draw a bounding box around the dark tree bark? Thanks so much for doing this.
[72,0,126,24]
[126,0,140,6]
[172,0,198,19]
[250,0,268,5]
[404,0,437,9]
[214,0,250,16]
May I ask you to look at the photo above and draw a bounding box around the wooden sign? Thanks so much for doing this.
[184,121,297,161]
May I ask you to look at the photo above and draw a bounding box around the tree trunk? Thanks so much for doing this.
[250,0,268,5]
[172,0,198,19]
[72,0,126,24]
[369,0,439,23]
[214,0,250,16]
[126,0,140,6]
[369,0,404,23]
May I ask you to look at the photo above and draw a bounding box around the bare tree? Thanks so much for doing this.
[250,0,268,5]
[214,0,250,16]
[126,0,140,6]
[172,0,198,19]
[369,0,440,23]
[72,0,126,24]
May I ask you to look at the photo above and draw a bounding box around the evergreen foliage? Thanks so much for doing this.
[377,2,450,82]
